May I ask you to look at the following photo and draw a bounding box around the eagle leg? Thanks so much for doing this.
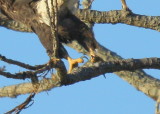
[67,57,84,73]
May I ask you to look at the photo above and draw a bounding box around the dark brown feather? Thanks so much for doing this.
[0,0,98,59]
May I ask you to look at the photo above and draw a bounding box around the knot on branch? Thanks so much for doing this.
[121,9,133,17]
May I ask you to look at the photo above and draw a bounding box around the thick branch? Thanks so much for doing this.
[1,57,160,100]
[0,76,61,98]
[69,57,160,80]
[67,41,160,102]
[1,9,160,32]
[75,9,160,32]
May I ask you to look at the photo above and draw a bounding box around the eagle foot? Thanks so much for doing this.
[67,57,84,73]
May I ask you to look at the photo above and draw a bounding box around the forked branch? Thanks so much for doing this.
[1,57,160,102]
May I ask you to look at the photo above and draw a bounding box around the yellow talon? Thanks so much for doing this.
[67,57,84,73]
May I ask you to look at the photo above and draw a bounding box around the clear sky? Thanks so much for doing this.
[0,0,160,114]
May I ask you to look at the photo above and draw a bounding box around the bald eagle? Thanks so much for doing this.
[0,0,100,73]
[0,0,130,72]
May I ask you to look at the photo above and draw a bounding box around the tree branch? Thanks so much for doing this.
[1,15,160,103]
[0,1,160,104]
[0,75,61,98]
[1,9,160,32]
[1,57,160,101]
[5,93,35,114]
[0,54,46,70]
[67,41,160,103]
[75,9,160,32]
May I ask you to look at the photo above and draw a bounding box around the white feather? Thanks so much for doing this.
[36,0,79,25]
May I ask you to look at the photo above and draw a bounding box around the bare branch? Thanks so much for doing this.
[75,9,160,32]
[0,54,46,70]
[82,0,94,9]
[0,9,159,34]
[0,58,67,80]
[5,93,35,114]
[0,70,27,79]
[0,76,61,98]
[0,66,5,71]
[45,0,59,58]
[1,57,160,100]
[67,41,160,102]
[0,70,42,80]
[1,9,160,33]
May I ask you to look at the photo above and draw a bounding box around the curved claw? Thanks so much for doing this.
[80,56,89,60]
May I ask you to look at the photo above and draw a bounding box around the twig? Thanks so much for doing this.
[0,66,6,71]
[156,102,160,114]
[0,59,65,80]
[0,64,50,79]
[45,0,67,83]
[82,0,94,9]
[46,0,59,58]
[5,93,35,114]
[0,70,27,79]
[0,54,46,70]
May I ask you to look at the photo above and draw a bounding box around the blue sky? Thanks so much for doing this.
[0,0,160,114]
